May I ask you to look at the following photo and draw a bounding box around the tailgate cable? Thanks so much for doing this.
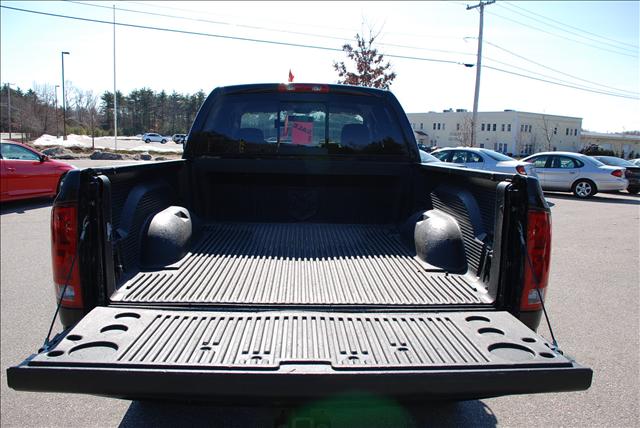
[517,223,561,354]
[41,216,90,351]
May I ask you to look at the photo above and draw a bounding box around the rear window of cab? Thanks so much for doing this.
[188,92,411,158]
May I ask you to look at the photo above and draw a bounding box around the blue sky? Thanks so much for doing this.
[1,1,638,132]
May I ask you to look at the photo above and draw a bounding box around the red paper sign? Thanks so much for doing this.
[291,121,313,145]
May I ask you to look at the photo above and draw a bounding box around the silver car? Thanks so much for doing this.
[522,151,628,198]
[419,150,465,167]
[431,147,537,177]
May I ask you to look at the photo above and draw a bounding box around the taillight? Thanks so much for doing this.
[520,210,551,311]
[516,165,527,175]
[278,83,329,93]
[611,169,624,178]
[51,204,83,308]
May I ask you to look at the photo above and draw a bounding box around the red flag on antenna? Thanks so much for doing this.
[288,69,294,82]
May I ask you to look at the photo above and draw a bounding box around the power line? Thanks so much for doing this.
[124,0,468,41]
[496,2,638,54]
[124,0,357,33]
[482,55,636,97]
[483,65,639,100]
[65,0,476,57]
[2,4,637,101]
[482,39,638,95]
[487,10,638,58]
[66,1,349,43]
[502,1,639,50]
[65,0,634,96]
[0,5,470,67]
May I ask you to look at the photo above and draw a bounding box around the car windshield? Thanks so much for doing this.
[188,91,410,159]
[419,150,439,163]
[594,156,632,167]
[480,149,514,161]
[583,156,605,166]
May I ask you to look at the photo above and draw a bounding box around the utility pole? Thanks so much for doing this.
[113,5,118,152]
[54,84,60,139]
[61,51,70,141]
[467,0,494,147]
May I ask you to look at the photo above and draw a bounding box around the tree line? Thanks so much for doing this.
[1,83,206,139]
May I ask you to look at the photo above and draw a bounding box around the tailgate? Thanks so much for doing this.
[7,307,591,401]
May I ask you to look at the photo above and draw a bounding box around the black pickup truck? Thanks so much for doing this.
[8,83,591,401]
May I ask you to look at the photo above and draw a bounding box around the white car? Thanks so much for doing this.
[522,151,628,198]
[141,133,167,144]
[431,147,537,177]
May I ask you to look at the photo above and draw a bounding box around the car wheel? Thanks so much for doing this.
[628,187,639,194]
[572,179,596,198]
[145,139,151,143]
[161,139,167,144]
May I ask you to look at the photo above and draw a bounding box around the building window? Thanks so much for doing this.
[492,124,496,131]
[507,124,511,132]
[566,128,569,136]
[480,143,485,148]
[481,124,485,131]
[501,124,505,132]
[437,123,441,130]
[420,123,423,130]
[433,123,436,130]
[456,123,460,131]
[554,127,557,135]
[574,129,577,136]
[443,123,446,130]
[520,125,524,132]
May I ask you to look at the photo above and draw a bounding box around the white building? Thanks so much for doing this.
[407,110,583,156]
[580,131,640,159]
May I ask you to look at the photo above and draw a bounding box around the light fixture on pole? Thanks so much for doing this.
[61,51,70,141]
[5,82,15,140]
[54,84,60,139]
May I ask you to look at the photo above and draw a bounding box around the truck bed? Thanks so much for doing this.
[112,223,489,307]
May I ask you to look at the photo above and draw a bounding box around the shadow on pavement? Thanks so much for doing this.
[119,399,497,428]
[544,191,640,205]
[0,197,53,215]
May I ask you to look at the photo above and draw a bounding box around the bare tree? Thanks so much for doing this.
[514,131,526,156]
[539,114,556,151]
[333,28,397,89]
[453,116,474,146]
[33,83,56,135]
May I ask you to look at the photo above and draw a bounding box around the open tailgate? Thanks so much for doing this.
[8,307,591,401]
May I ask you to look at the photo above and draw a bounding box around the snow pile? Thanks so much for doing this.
[32,134,183,154]
[33,134,98,148]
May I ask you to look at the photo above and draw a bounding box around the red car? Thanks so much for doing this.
[0,141,75,202]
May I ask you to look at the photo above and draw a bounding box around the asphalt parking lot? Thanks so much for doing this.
[1,161,638,427]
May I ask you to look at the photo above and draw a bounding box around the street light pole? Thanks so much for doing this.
[61,51,70,141]
[113,4,118,152]
[6,83,14,139]
[54,84,60,139]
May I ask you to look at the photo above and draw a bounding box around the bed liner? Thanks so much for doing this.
[112,223,490,307]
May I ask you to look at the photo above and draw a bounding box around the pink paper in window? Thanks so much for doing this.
[291,121,314,145]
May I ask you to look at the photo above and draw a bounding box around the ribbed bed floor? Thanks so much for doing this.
[112,223,487,306]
